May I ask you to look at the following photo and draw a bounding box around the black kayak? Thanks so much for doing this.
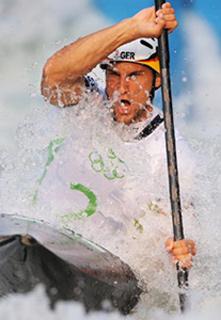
[0,214,141,314]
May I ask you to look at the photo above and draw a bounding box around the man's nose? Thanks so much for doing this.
[119,77,128,95]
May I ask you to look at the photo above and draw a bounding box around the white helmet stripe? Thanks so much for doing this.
[107,38,158,63]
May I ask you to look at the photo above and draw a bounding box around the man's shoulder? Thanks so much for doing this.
[137,115,195,162]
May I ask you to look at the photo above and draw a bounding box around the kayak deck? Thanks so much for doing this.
[0,214,141,314]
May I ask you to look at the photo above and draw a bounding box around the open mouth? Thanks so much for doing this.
[116,99,131,115]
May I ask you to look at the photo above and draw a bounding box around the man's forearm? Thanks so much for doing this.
[43,18,137,86]
[41,3,178,106]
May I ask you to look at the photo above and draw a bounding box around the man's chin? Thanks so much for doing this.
[114,114,134,125]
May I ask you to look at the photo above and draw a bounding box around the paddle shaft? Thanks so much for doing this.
[154,0,189,312]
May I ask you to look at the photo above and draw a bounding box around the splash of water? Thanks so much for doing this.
[0,90,215,317]
[0,3,221,319]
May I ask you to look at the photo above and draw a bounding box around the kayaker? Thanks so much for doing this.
[41,2,196,269]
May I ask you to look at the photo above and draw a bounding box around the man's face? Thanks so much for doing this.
[105,62,154,125]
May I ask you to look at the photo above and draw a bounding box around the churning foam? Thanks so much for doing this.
[0,5,221,320]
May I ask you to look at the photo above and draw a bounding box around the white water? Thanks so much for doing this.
[0,0,107,151]
[0,0,221,319]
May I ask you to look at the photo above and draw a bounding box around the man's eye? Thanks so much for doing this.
[130,74,137,81]
[127,73,139,81]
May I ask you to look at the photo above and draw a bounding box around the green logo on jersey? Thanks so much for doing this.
[61,183,97,222]
[32,137,65,203]
[89,148,127,180]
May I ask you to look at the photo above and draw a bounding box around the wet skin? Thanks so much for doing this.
[105,62,161,125]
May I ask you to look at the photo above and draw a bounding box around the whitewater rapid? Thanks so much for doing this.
[0,94,220,318]
[0,0,221,318]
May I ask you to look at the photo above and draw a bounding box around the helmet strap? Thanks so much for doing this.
[149,71,157,102]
